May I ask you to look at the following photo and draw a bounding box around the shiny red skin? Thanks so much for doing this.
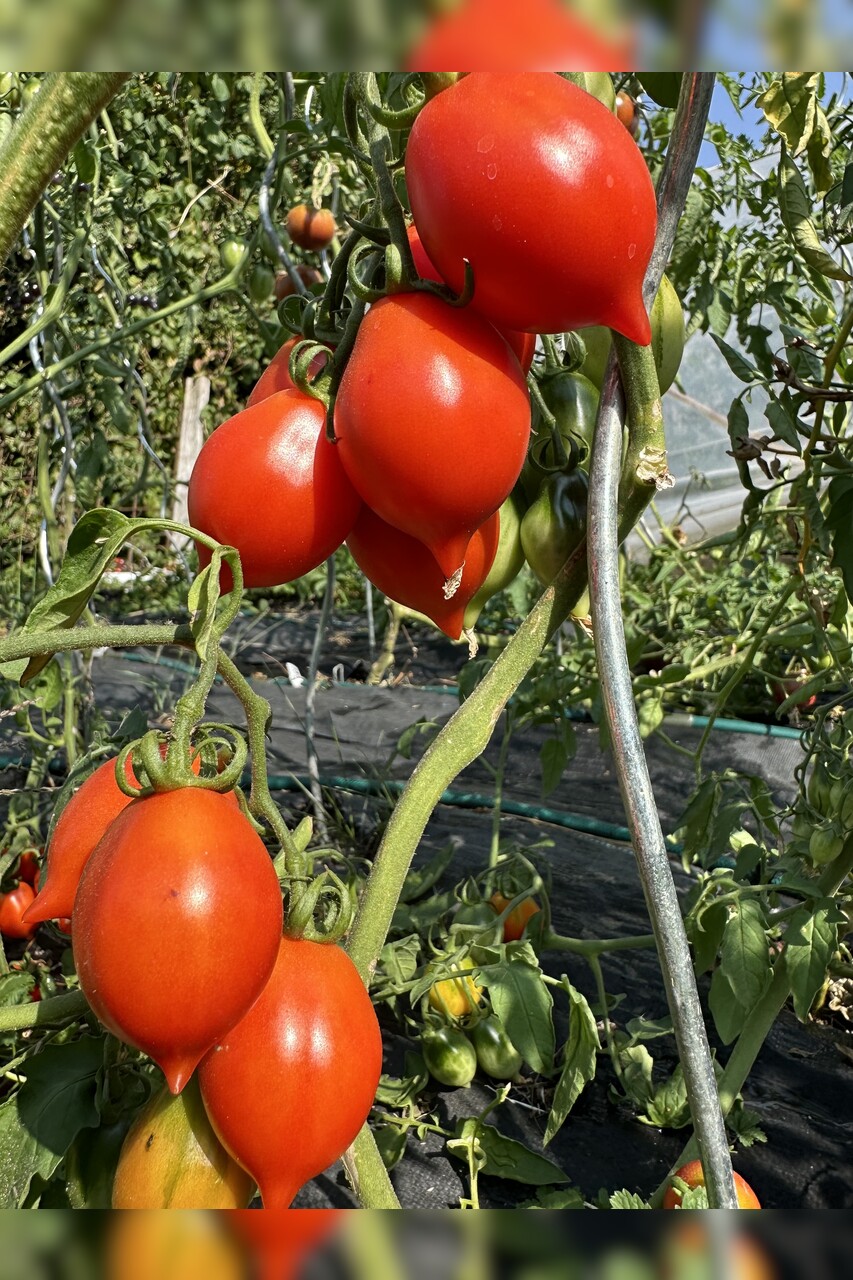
[334,292,530,579]
[247,337,331,408]
[0,881,36,939]
[24,755,139,925]
[407,225,535,373]
[348,507,499,640]
[406,73,656,342]
[228,1210,343,1280]
[199,936,383,1209]
[188,390,362,590]
[73,789,283,1095]
[406,0,632,71]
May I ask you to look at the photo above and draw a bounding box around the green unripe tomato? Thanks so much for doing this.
[220,238,247,272]
[463,492,526,631]
[248,263,274,304]
[469,1016,522,1081]
[807,759,833,816]
[520,470,589,587]
[579,274,685,396]
[521,370,600,504]
[421,1026,478,1088]
[808,824,845,866]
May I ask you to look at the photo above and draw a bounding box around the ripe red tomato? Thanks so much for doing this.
[227,1210,343,1280]
[285,204,337,252]
[406,73,656,342]
[188,390,362,591]
[347,507,499,640]
[663,1159,761,1209]
[24,755,139,925]
[489,892,541,942]
[0,881,36,939]
[247,337,332,408]
[334,292,530,580]
[406,0,631,71]
[407,225,535,374]
[274,265,322,301]
[198,936,383,1208]
[73,789,283,1095]
[16,849,40,886]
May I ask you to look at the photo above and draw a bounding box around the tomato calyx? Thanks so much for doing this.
[284,866,354,944]
[113,725,248,802]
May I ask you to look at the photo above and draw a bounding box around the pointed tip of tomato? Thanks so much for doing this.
[21,889,60,926]
[606,295,653,347]
[258,1176,299,1210]
[428,532,471,583]
[160,1055,202,1096]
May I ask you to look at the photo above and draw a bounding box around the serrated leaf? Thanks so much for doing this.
[0,510,133,684]
[642,1063,691,1129]
[610,1189,652,1209]
[784,904,837,1020]
[712,336,758,383]
[719,899,772,1012]
[544,983,599,1144]
[521,1185,585,1208]
[0,1038,103,1207]
[779,150,852,282]
[447,1118,569,1186]
[478,953,555,1075]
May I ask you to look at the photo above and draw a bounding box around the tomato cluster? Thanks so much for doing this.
[188,72,663,643]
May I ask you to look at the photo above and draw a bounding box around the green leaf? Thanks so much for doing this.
[540,736,568,798]
[0,1038,103,1208]
[617,1044,655,1108]
[764,398,802,450]
[400,841,457,903]
[641,1063,691,1129]
[379,934,421,985]
[0,510,133,684]
[708,969,748,1045]
[544,983,600,1144]
[637,689,664,739]
[779,149,852,282]
[638,73,682,108]
[757,73,833,195]
[447,1118,569,1186]
[784,903,838,1021]
[718,899,772,1012]
[375,1052,430,1108]
[610,1189,652,1209]
[373,1123,407,1171]
[711,336,759,383]
[688,900,727,975]
[478,950,555,1075]
[72,138,97,184]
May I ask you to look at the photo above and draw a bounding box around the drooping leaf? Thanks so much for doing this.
[784,903,838,1021]
[778,149,852,282]
[447,1118,569,1186]
[544,982,599,1144]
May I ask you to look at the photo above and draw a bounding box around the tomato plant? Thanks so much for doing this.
[198,936,383,1209]
[0,880,36,939]
[579,274,685,395]
[335,291,530,580]
[615,91,640,137]
[246,336,331,408]
[406,72,656,341]
[16,848,40,886]
[427,956,483,1018]
[274,264,323,301]
[520,471,589,586]
[421,1025,478,1088]
[73,788,283,1094]
[112,1077,254,1209]
[347,506,499,640]
[285,203,337,252]
[188,390,362,591]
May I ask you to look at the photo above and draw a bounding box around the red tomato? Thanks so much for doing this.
[25,752,201,926]
[348,508,499,640]
[188,390,362,591]
[228,1210,344,1280]
[406,73,656,342]
[407,225,535,374]
[663,1159,761,1209]
[199,936,383,1209]
[17,849,41,886]
[334,292,530,580]
[24,756,137,925]
[73,789,283,1095]
[246,337,332,408]
[488,892,541,942]
[0,881,36,939]
[406,0,632,71]
[285,204,337,252]
[615,91,640,137]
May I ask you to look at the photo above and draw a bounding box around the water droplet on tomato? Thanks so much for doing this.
[606,174,614,188]
[486,163,497,180]
[477,134,495,153]
[628,243,637,259]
